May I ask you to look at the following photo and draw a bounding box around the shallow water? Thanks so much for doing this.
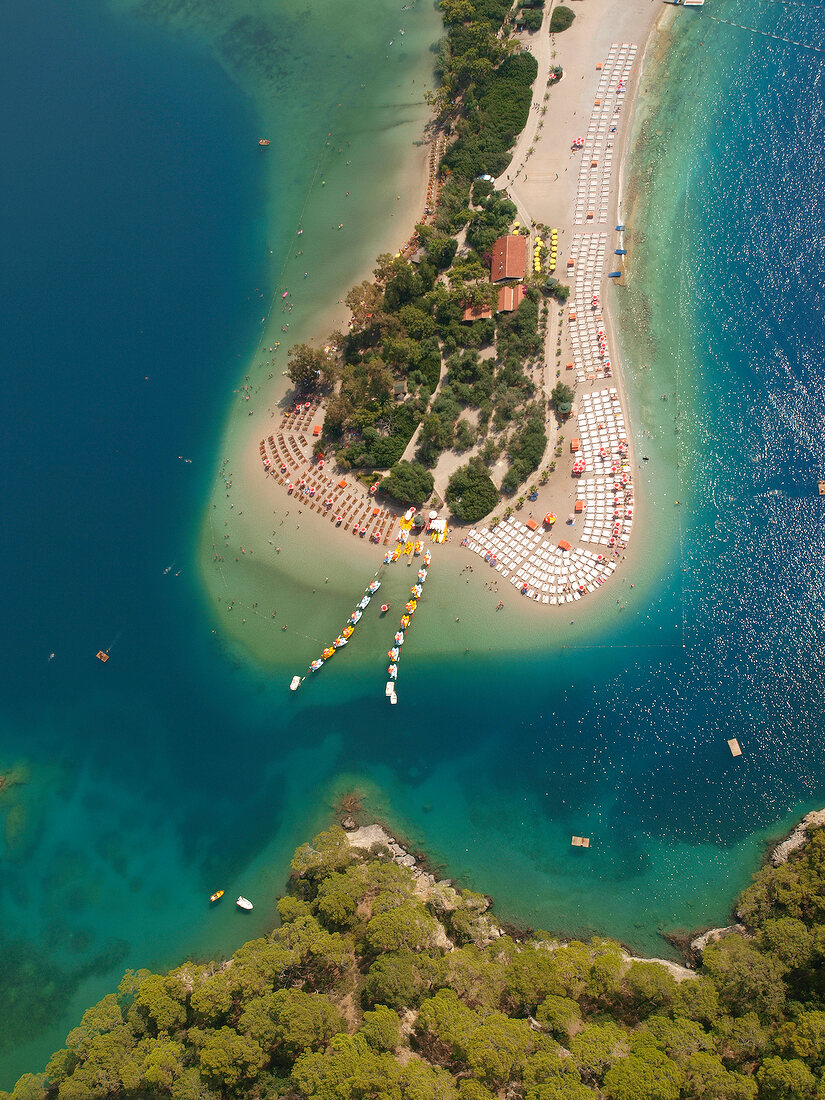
[2,0,825,1085]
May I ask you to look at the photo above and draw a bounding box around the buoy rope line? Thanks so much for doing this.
[705,13,825,54]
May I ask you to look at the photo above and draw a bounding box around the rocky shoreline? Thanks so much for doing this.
[683,807,825,961]
[341,804,825,974]
[341,816,696,980]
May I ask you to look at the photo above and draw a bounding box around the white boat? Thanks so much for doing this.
[385,681,395,697]
[390,692,398,705]
[290,675,302,691]
[236,896,254,910]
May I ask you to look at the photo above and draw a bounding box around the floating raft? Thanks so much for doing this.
[728,738,742,758]
[571,835,590,848]
[96,651,109,663]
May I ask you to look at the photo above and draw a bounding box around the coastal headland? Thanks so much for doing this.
[198,0,679,676]
[12,809,825,1097]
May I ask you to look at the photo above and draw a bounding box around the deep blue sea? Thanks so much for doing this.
[2,0,825,1085]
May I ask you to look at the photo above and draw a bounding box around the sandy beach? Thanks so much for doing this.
[199,0,680,670]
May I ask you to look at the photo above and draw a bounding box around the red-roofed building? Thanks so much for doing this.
[461,302,494,323]
[497,284,528,313]
[491,234,527,282]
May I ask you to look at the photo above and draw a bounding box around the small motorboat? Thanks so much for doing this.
[389,647,399,660]
[394,632,404,645]
[417,569,427,582]
[322,647,335,659]
[388,664,397,680]
[391,548,401,562]
[258,138,271,146]
[413,541,423,555]
[358,595,370,610]
[342,625,354,639]
[289,675,302,691]
[349,609,362,625]
[423,551,432,566]
[236,896,254,910]
[380,603,390,613]
[210,889,224,903]
[390,692,398,705]
[383,552,392,564]
[333,636,348,648]
[368,580,381,594]
[385,681,395,697]
[309,659,323,672]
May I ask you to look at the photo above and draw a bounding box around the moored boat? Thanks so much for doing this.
[236,896,254,910]
[258,138,271,146]
[368,579,381,594]
[290,675,302,691]
[210,889,224,903]
[380,603,390,613]
[309,659,324,672]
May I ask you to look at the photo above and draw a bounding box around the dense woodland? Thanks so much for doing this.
[286,0,567,521]
[9,821,825,1100]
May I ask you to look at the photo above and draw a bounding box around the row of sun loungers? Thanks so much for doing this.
[258,400,399,545]
[462,516,616,603]
[573,43,637,225]
[568,232,611,385]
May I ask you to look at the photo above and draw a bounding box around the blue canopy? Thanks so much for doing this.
[615,248,627,255]
[615,224,626,231]
[607,271,622,278]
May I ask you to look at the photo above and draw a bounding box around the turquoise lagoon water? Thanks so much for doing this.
[2,0,825,1084]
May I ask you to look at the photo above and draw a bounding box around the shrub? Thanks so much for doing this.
[549,5,575,32]
[446,460,499,522]
[380,461,434,506]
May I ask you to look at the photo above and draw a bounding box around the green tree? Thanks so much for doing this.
[549,6,575,31]
[550,381,575,413]
[366,901,440,955]
[198,1026,266,1089]
[292,1034,401,1100]
[570,1022,626,1083]
[465,1013,537,1088]
[620,962,678,1020]
[702,935,787,1019]
[446,459,499,522]
[269,988,344,1061]
[603,1048,684,1100]
[380,461,434,507]
[364,950,444,1010]
[536,994,581,1039]
[141,1036,186,1091]
[681,1052,757,1100]
[360,1005,402,1052]
[290,826,355,888]
[287,342,335,393]
[65,995,123,1058]
[190,969,233,1026]
[131,973,187,1035]
[756,1056,817,1100]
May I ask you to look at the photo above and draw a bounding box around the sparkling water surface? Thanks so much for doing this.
[1,0,825,1084]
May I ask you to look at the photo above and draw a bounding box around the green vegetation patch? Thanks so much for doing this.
[447,459,500,522]
[549,5,575,32]
[12,822,825,1100]
[379,461,434,507]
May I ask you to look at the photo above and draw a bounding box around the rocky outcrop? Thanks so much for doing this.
[770,809,825,866]
[345,823,503,946]
[689,924,747,958]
